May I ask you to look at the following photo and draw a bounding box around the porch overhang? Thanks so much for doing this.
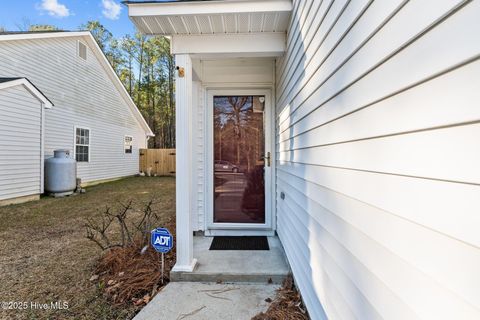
[125,0,288,274]
[124,0,292,56]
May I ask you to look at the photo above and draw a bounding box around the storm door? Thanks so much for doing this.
[213,96,268,224]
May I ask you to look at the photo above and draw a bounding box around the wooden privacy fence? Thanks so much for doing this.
[139,148,176,176]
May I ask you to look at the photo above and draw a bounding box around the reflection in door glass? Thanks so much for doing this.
[213,96,265,223]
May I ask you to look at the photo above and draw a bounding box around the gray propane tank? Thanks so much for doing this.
[45,149,77,196]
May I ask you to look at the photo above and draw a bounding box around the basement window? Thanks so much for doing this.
[78,41,87,60]
[124,136,133,154]
[75,127,90,162]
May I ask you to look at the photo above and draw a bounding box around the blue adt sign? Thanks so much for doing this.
[151,228,173,253]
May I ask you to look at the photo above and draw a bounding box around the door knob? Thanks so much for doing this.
[262,152,271,167]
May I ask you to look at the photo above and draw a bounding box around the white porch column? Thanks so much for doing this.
[172,54,197,272]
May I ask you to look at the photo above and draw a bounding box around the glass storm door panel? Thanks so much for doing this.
[213,96,266,223]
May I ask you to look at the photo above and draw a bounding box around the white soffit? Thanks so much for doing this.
[125,0,292,35]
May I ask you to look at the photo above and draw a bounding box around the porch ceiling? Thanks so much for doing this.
[124,0,292,36]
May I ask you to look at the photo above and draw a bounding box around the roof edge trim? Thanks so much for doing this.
[125,0,292,16]
[0,78,54,108]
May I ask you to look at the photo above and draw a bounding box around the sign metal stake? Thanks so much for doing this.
[161,252,164,284]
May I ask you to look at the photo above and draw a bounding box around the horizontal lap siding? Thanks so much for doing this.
[0,37,147,183]
[0,85,42,200]
[276,0,480,319]
[196,82,205,231]
[192,80,203,231]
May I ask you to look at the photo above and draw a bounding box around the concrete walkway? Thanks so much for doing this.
[134,282,278,320]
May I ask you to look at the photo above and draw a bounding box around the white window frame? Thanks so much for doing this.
[74,126,91,163]
[124,135,133,154]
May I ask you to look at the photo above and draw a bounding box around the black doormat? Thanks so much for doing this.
[209,236,269,250]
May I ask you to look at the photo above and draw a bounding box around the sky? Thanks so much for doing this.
[0,0,136,37]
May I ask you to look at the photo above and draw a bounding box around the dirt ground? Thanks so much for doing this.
[0,176,175,320]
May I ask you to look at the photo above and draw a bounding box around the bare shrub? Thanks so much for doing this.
[85,200,159,250]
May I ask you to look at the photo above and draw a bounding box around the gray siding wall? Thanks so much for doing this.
[0,37,147,183]
[276,0,480,319]
[0,85,42,200]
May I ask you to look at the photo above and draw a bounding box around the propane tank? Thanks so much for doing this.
[45,149,77,196]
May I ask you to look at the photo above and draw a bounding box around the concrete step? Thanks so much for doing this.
[171,270,288,284]
[170,236,290,284]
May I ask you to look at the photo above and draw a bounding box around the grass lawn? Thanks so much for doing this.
[0,176,175,320]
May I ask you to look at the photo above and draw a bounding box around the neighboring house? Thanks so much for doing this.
[125,1,480,319]
[0,78,53,205]
[0,31,154,204]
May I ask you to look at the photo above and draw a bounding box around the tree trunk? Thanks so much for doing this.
[128,56,133,95]
[151,63,157,148]
[136,38,145,106]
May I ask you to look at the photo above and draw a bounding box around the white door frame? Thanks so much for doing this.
[205,88,275,236]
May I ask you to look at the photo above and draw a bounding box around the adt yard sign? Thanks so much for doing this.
[151,228,173,253]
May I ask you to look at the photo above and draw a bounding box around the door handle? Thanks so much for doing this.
[262,152,271,167]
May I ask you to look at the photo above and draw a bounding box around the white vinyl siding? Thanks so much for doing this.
[0,37,148,183]
[192,80,203,231]
[0,85,43,201]
[276,1,480,319]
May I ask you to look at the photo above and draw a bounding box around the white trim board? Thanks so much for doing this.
[126,0,293,16]
[171,33,286,56]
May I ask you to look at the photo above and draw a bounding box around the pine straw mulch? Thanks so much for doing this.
[252,275,310,320]
[91,218,176,309]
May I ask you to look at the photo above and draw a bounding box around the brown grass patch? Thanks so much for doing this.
[0,176,175,320]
